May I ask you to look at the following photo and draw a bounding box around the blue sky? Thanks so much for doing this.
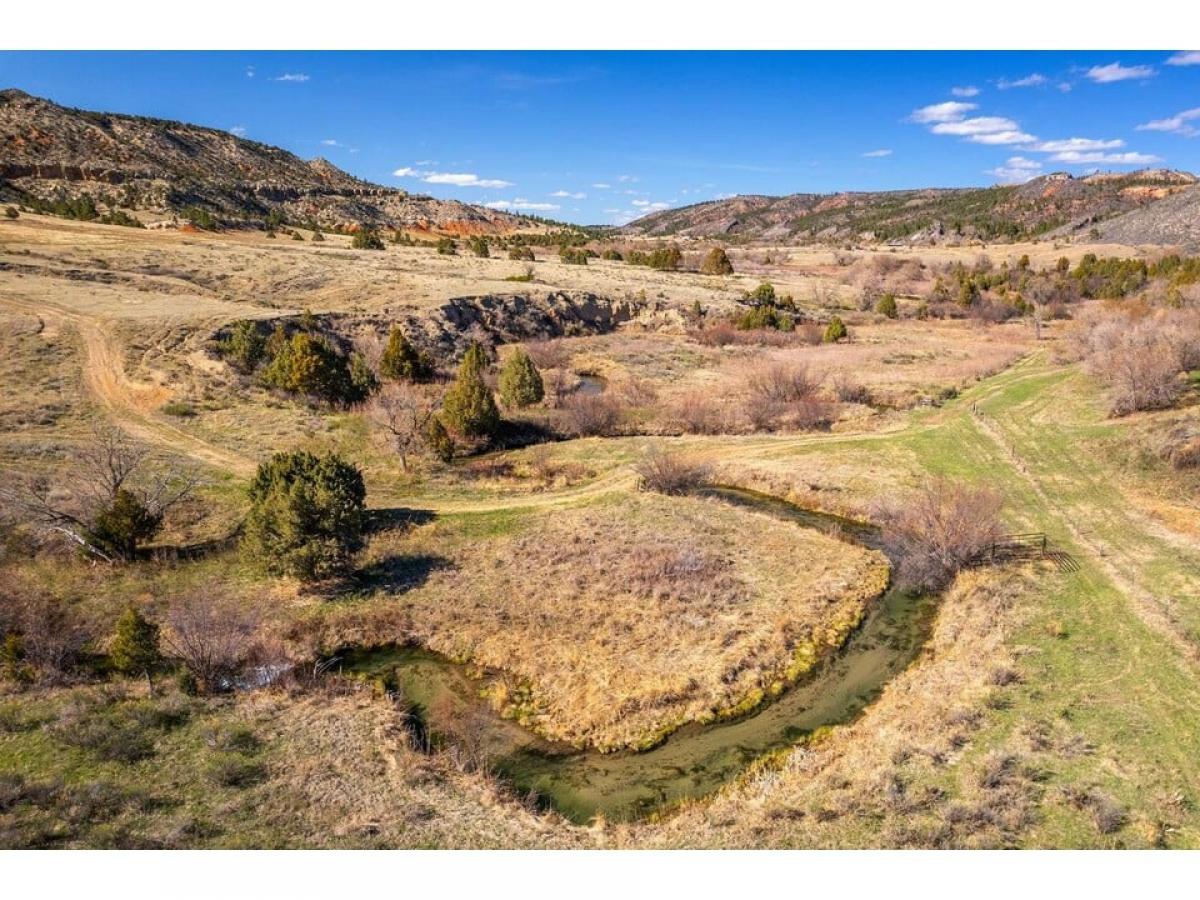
[2,51,1199,224]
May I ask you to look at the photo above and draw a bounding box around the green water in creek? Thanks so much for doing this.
[339,487,938,824]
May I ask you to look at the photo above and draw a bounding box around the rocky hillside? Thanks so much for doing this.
[1093,184,1200,248]
[0,88,530,234]
[622,169,1197,244]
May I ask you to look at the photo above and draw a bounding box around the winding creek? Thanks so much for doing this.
[340,487,939,824]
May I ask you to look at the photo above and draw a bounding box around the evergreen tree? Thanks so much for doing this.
[348,351,379,399]
[875,294,899,319]
[219,320,267,374]
[648,245,683,271]
[242,451,366,580]
[89,489,162,561]
[700,247,734,275]
[498,349,545,408]
[823,315,848,343]
[261,332,366,404]
[379,327,434,382]
[110,607,162,691]
[351,228,385,250]
[441,342,500,439]
[425,416,456,462]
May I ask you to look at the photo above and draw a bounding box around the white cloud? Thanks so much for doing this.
[591,182,611,189]
[930,115,1021,136]
[910,101,976,123]
[245,67,255,79]
[951,85,980,97]
[423,172,512,188]
[930,116,1036,145]
[272,73,310,83]
[229,125,247,137]
[1166,51,1200,67]
[321,139,343,147]
[631,199,671,210]
[414,159,438,166]
[1048,150,1162,165]
[1086,63,1155,83]
[484,198,560,212]
[1034,137,1125,152]
[998,73,1047,89]
[550,190,586,199]
[602,208,620,214]
[1057,82,1073,93]
[617,174,638,183]
[969,130,1039,145]
[988,156,1043,183]
[1137,107,1200,137]
[392,167,513,189]
[862,148,893,158]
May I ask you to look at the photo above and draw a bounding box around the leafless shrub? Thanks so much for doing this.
[791,397,835,431]
[874,478,1005,592]
[796,322,825,345]
[745,362,819,403]
[430,695,492,774]
[695,320,740,347]
[0,584,96,681]
[163,593,264,694]
[1082,314,1186,416]
[634,451,711,495]
[523,338,569,371]
[616,377,659,408]
[830,372,873,405]
[742,392,785,432]
[560,393,623,437]
[969,300,1020,325]
[669,391,728,435]
[368,382,442,471]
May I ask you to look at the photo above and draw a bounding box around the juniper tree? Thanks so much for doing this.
[379,327,434,382]
[242,451,366,580]
[441,342,500,439]
[498,348,545,408]
[700,247,734,276]
[823,315,848,343]
[110,607,162,692]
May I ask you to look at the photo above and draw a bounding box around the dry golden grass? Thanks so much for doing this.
[354,492,889,751]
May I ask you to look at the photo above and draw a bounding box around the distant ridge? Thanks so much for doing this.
[619,168,1198,245]
[0,88,531,235]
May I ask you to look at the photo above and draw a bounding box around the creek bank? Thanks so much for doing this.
[340,488,939,823]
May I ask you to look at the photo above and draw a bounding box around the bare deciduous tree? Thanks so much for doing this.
[874,478,1005,592]
[163,592,263,694]
[1079,312,1189,416]
[368,382,442,471]
[0,426,199,561]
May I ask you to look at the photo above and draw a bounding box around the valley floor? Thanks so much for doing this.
[2,217,1199,847]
